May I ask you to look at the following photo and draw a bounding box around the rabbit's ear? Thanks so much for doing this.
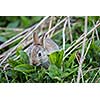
[33,32,40,44]
[40,33,46,48]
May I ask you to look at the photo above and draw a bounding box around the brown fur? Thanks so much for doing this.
[29,32,59,68]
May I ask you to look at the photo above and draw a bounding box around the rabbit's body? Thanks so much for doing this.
[27,32,59,69]
[43,38,59,54]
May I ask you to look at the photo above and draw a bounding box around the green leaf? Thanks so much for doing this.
[16,46,23,56]
[8,58,20,68]
[0,36,7,42]
[7,20,20,28]
[65,52,76,68]
[90,40,100,52]
[88,40,100,66]
[32,16,43,23]
[19,50,30,64]
[48,65,62,79]
[49,52,57,64]
[49,50,64,67]
[61,68,77,78]
[20,16,31,27]
[14,64,34,73]
[56,50,64,67]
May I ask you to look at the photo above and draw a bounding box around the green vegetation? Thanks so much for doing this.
[0,16,100,83]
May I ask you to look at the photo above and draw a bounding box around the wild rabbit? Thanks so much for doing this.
[28,32,59,69]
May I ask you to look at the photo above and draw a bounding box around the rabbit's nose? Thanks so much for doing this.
[42,61,50,69]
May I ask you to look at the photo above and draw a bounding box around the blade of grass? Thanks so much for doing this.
[68,16,73,43]
[62,17,68,50]
[77,16,88,83]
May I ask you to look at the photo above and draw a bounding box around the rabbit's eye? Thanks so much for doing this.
[38,52,42,57]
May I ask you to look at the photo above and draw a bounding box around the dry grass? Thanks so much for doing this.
[0,16,100,83]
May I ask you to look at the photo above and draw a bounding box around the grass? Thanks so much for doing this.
[0,16,100,83]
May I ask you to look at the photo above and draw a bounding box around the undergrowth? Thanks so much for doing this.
[0,16,100,83]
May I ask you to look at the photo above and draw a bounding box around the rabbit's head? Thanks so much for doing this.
[31,32,49,69]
